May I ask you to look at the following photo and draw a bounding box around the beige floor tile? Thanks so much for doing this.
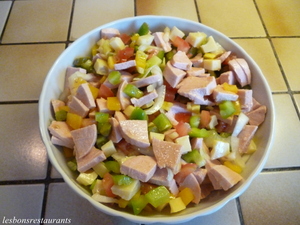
[256,0,300,36]
[136,0,198,22]
[240,171,300,225]
[265,94,300,168]
[196,0,265,37]
[0,1,11,36]
[0,44,65,101]
[272,38,300,91]
[70,0,134,41]
[2,0,72,43]
[233,38,286,92]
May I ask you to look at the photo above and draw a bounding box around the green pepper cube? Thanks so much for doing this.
[97,122,112,137]
[130,195,149,215]
[95,112,110,123]
[138,22,149,36]
[104,161,120,174]
[112,175,134,186]
[130,107,148,120]
[189,115,200,128]
[123,83,144,98]
[145,186,170,208]
[96,135,108,148]
[188,127,210,138]
[152,114,172,133]
[182,149,202,165]
[73,57,93,73]
[107,71,121,85]
[219,100,236,119]
[55,109,68,121]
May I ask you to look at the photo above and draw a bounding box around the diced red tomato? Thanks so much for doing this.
[98,84,115,99]
[116,47,134,63]
[174,163,197,185]
[119,33,131,45]
[164,80,177,102]
[199,110,211,128]
[175,121,191,137]
[102,173,117,197]
[172,36,191,53]
[140,183,158,195]
[175,112,192,123]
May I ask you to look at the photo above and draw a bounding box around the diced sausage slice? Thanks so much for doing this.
[237,89,253,113]
[228,59,250,87]
[65,67,86,89]
[71,124,97,159]
[77,147,106,173]
[177,76,217,102]
[68,96,89,118]
[48,121,74,148]
[76,83,96,109]
[114,60,136,70]
[216,71,236,85]
[120,155,157,182]
[245,105,267,126]
[153,32,172,52]
[171,51,192,70]
[190,53,203,67]
[180,173,201,204]
[235,58,251,84]
[117,80,131,110]
[96,98,113,114]
[101,28,120,39]
[192,168,207,185]
[130,74,162,88]
[213,85,239,102]
[109,117,123,143]
[51,99,65,113]
[207,165,243,191]
[217,51,231,63]
[119,120,150,148]
[163,61,186,88]
[152,138,182,173]
[131,89,158,107]
[186,67,207,77]
[148,167,173,187]
[237,125,258,154]
[114,111,127,122]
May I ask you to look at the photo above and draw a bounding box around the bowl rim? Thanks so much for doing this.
[39,15,275,224]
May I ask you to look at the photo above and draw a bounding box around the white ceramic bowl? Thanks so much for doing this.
[39,15,275,224]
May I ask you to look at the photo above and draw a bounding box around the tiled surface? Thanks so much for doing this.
[0,1,299,225]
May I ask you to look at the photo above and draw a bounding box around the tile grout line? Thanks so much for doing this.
[0,0,14,44]
[194,0,201,23]
[235,198,245,225]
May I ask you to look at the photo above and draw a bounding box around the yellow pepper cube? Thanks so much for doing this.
[118,198,129,208]
[169,197,186,213]
[88,84,99,100]
[223,82,238,93]
[177,187,194,206]
[224,161,243,174]
[107,97,121,111]
[66,112,83,130]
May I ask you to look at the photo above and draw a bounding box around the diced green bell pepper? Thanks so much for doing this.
[146,55,162,68]
[107,71,121,85]
[105,161,120,174]
[138,22,149,36]
[96,135,108,148]
[95,112,110,123]
[188,127,210,138]
[97,122,112,137]
[130,107,148,120]
[130,195,148,215]
[156,50,165,60]
[152,113,172,133]
[182,149,202,165]
[219,100,236,119]
[145,186,170,208]
[55,109,67,121]
[189,115,200,128]
[123,83,144,98]
[73,57,94,73]
[112,174,134,186]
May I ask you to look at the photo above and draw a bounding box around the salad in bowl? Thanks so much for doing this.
[39,16,274,224]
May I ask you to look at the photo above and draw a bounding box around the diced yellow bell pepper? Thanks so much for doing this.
[123,105,135,118]
[187,102,200,113]
[66,112,83,130]
[118,198,129,208]
[107,55,116,70]
[203,52,217,59]
[233,100,241,115]
[107,97,121,111]
[223,82,238,93]
[135,50,147,74]
[224,161,243,174]
[177,187,194,206]
[91,44,99,56]
[71,77,87,94]
[88,84,99,100]
[58,105,70,112]
[169,197,186,213]
[162,101,173,111]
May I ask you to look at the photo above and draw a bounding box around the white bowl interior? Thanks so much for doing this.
[39,15,275,224]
